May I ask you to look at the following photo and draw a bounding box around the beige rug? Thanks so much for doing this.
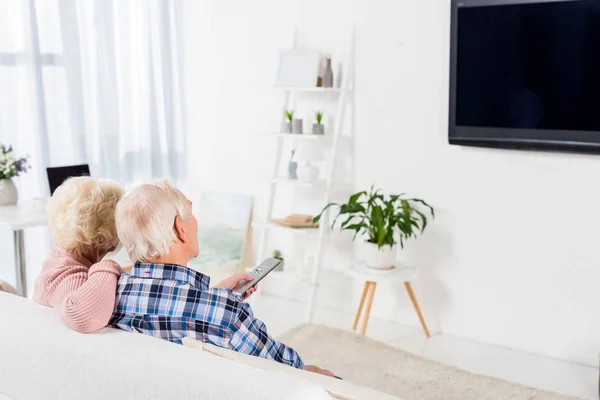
[279,324,582,400]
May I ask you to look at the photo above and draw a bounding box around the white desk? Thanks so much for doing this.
[0,200,48,296]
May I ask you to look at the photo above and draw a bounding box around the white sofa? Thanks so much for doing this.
[0,292,333,400]
[0,293,398,400]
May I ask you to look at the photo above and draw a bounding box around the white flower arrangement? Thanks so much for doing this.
[0,144,30,180]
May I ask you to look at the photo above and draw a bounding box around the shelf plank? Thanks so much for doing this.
[274,86,341,93]
[270,178,354,192]
[252,221,319,234]
[270,133,324,140]
[268,133,354,147]
[271,177,325,187]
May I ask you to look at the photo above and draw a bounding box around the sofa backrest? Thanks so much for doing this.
[0,293,330,400]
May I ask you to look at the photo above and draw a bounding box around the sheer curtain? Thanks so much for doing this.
[0,0,186,293]
[0,0,186,195]
[69,0,187,187]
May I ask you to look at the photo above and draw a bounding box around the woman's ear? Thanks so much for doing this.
[174,215,187,243]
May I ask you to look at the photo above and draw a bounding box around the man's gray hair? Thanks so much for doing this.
[115,179,192,262]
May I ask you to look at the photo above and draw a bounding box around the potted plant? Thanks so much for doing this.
[283,110,294,133]
[0,144,30,206]
[314,187,434,269]
[272,249,284,271]
[312,111,325,135]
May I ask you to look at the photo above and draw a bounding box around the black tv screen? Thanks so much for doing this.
[449,0,600,153]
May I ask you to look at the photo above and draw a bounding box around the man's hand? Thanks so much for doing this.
[306,365,335,377]
[213,273,257,300]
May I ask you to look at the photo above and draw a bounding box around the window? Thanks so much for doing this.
[0,0,76,168]
[0,0,186,187]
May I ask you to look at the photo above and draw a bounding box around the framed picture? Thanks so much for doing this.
[274,49,321,88]
[188,191,253,283]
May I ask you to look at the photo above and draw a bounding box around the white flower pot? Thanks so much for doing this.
[362,242,396,269]
[0,179,18,206]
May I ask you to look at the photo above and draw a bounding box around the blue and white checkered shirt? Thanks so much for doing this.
[110,262,305,369]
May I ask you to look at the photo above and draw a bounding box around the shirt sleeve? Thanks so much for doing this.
[186,288,306,369]
[227,297,305,369]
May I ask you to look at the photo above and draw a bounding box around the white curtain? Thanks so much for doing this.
[0,0,186,197]
[0,0,187,293]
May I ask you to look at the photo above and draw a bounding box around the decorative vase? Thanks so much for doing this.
[362,242,397,269]
[292,119,303,134]
[283,122,292,133]
[296,162,319,183]
[312,123,325,135]
[288,151,297,180]
[323,58,334,88]
[0,179,18,206]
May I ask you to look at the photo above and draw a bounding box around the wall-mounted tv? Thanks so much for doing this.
[449,0,600,154]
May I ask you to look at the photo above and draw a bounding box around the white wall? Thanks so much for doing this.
[182,0,600,366]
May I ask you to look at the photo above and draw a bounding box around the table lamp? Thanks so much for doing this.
[292,143,323,183]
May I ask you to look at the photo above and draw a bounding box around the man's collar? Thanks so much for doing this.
[131,262,210,290]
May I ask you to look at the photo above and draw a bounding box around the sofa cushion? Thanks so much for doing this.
[182,337,401,400]
[0,293,330,400]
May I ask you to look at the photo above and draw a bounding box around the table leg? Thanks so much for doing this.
[353,281,371,331]
[14,230,26,297]
[360,282,376,336]
[404,282,430,338]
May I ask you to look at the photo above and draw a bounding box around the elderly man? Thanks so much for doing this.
[110,179,333,376]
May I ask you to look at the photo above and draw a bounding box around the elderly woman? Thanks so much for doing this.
[33,177,124,333]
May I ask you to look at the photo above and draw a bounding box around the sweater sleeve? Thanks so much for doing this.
[48,260,122,334]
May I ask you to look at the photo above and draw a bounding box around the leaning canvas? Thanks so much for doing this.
[188,192,253,282]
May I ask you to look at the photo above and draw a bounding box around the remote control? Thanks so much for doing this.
[233,257,282,296]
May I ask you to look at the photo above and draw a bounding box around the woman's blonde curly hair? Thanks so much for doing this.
[47,176,124,258]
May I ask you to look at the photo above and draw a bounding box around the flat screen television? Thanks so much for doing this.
[449,0,600,154]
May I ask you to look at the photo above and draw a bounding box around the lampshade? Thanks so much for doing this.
[292,143,323,162]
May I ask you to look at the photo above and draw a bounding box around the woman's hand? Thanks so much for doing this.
[213,273,257,300]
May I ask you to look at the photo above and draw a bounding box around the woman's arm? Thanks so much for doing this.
[47,260,122,333]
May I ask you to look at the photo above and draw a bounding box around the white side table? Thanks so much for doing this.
[348,262,431,338]
[0,200,48,296]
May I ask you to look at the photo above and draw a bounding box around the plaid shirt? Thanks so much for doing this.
[110,262,305,369]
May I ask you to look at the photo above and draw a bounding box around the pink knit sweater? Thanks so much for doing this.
[33,248,122,333]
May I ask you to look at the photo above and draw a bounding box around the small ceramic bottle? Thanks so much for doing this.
[323,58,334,88]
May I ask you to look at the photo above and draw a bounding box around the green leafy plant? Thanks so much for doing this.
[285,110,294,123]
[272,249,283,260]
[314,111,324,124]
[314,186,434,249]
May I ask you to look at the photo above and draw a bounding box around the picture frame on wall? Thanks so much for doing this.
[187,191,253,284]
[274,49,321,88]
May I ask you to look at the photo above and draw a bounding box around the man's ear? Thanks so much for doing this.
[174,215,187,243]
